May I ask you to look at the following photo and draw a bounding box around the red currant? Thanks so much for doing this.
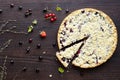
[51,13,55,17]
[44,13,57,22]
[53,16,57,21]
[50,18,54,22]
[48,13,52,17]
[45,14,49,18]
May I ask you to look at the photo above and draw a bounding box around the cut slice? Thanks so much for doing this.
[56,42,83,67]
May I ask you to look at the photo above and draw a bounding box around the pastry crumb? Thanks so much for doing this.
[49,74,52,78]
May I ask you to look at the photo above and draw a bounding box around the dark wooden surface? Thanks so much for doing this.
[0,0,120,80]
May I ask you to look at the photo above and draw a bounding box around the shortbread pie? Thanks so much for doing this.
[56,8,118,68]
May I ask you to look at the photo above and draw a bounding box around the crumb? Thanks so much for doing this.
[66,70,70,73]
[49,74,52,78]
[42,51,47,54]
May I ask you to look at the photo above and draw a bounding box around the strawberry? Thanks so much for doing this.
[40,31,46,38]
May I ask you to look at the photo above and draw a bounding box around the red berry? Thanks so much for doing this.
[53,16,57,21]
[51,13,55,17]
[40,31,46,38]
[45,14,49,18]
[29,38,33,43]
[48,13,52,17]
[50,18,54,22]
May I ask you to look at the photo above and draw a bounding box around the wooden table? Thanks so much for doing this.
[0,0,120,80]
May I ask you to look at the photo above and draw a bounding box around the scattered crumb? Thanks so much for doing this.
[49,74,52,78]
[42,51,47,54]
[66,70,70,73]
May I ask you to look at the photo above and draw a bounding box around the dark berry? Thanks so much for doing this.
[18,6,23,10]
[52,42,56,47]
[22,67,27,72]
[65,9,69,13]
[29,12,32,15]
[19,41,23,46]
[67,58,70,63]
[10,59,14,64]
[25,10,29,13]
[61,57,66,62]
[37,44,41,49]
[24,12,29,17]
[43,8,47,13]
[95,12,98,15]
[0,9,3,14]
[38,56,43,61]
[26,47,30,53]
[35,68,40,73]
[10,4,14,8]
[81,10,85,13]
[29,38,33,43]
[70,28,73,32]
[28,9,32,12]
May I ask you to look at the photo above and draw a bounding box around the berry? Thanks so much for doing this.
[18,6,23,10]
[38,56,43,61]
[65,9,69,13]
[29,38,33,43]
[10,59,14,64]
[35,68,40,73]
[10,4,14,8]
[44,13,57,22]
[40,31,46,38]
[48,13,52,17]
[24,9,32,17]
[26,47,30,53]
[37,44,41,48]
[45,14,49,18]
[24,12,29,17]
[28,9,32,12]
[81,10,85,13]
[29,12,32,15]
[50,18,54,22]
[51,13,55,17]
[22,67,27,72]
[0,9,3,14]
[52,42,56,47]
[43,8,47,13]
[19,41,23,45]
[53,16,57,21]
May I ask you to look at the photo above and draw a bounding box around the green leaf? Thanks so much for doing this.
[58,67,64,73]
[28,25,33,33]
[32,19,37,25]
[56,6,62,11]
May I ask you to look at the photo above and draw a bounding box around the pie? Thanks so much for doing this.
[56,8,118,68]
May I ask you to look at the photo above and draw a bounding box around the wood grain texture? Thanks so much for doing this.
[0,0,120,80]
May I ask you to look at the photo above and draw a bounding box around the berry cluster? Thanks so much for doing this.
[44,13,57,22]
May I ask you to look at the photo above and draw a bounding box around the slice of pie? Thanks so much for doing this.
[56,8,118,68]
[56,42,83,67]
